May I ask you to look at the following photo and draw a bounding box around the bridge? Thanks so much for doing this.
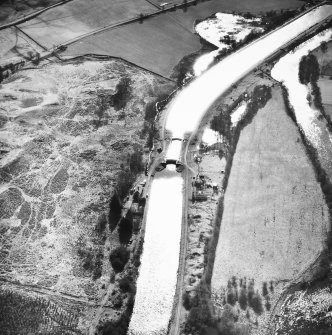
[155,159,184,173]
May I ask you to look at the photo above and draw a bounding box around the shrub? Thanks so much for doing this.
[109,246,130,272]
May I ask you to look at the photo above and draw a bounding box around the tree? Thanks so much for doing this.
[299,54,320,85]
[144,101,157,121]
[112,77,131,111]
[133,190,140,203]
[128,149,144,174]
[117,171,135,199]
[118,215,133,245]
[262,282,269,296]
[96,213,107,234]
[109,194,122,231]
[119,276,134,293]
[251,290,263,315]
[239,287,248,310]
[320,41,328,54]
[109,246,129,272]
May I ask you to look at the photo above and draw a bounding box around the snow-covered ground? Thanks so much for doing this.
[271,29,332,150]
[193,13,264,75]
[193,49,219,76]
[231,102,248,126]
[201,128,220,146]
[196,13,263,49]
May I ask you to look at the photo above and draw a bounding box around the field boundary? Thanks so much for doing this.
[57,53,176,82]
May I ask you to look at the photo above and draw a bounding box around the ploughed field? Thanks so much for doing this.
[211,86,329,330]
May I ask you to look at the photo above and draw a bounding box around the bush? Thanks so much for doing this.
[109,246,130,272]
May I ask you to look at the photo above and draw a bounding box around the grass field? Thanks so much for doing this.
[63,14,202,78]
[18,0,155,47]
[211,86,329,312]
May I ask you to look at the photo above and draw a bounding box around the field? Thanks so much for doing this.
[8,0,304,78]
[169,0,303,31]
[315,40,332,120]
[319,78,332,119]
[0,0,63,24]
[0,58,174,334]
[18,0,155,47]
[210,86,329,330]
[63,14,202,78]
[0,27,44,67]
